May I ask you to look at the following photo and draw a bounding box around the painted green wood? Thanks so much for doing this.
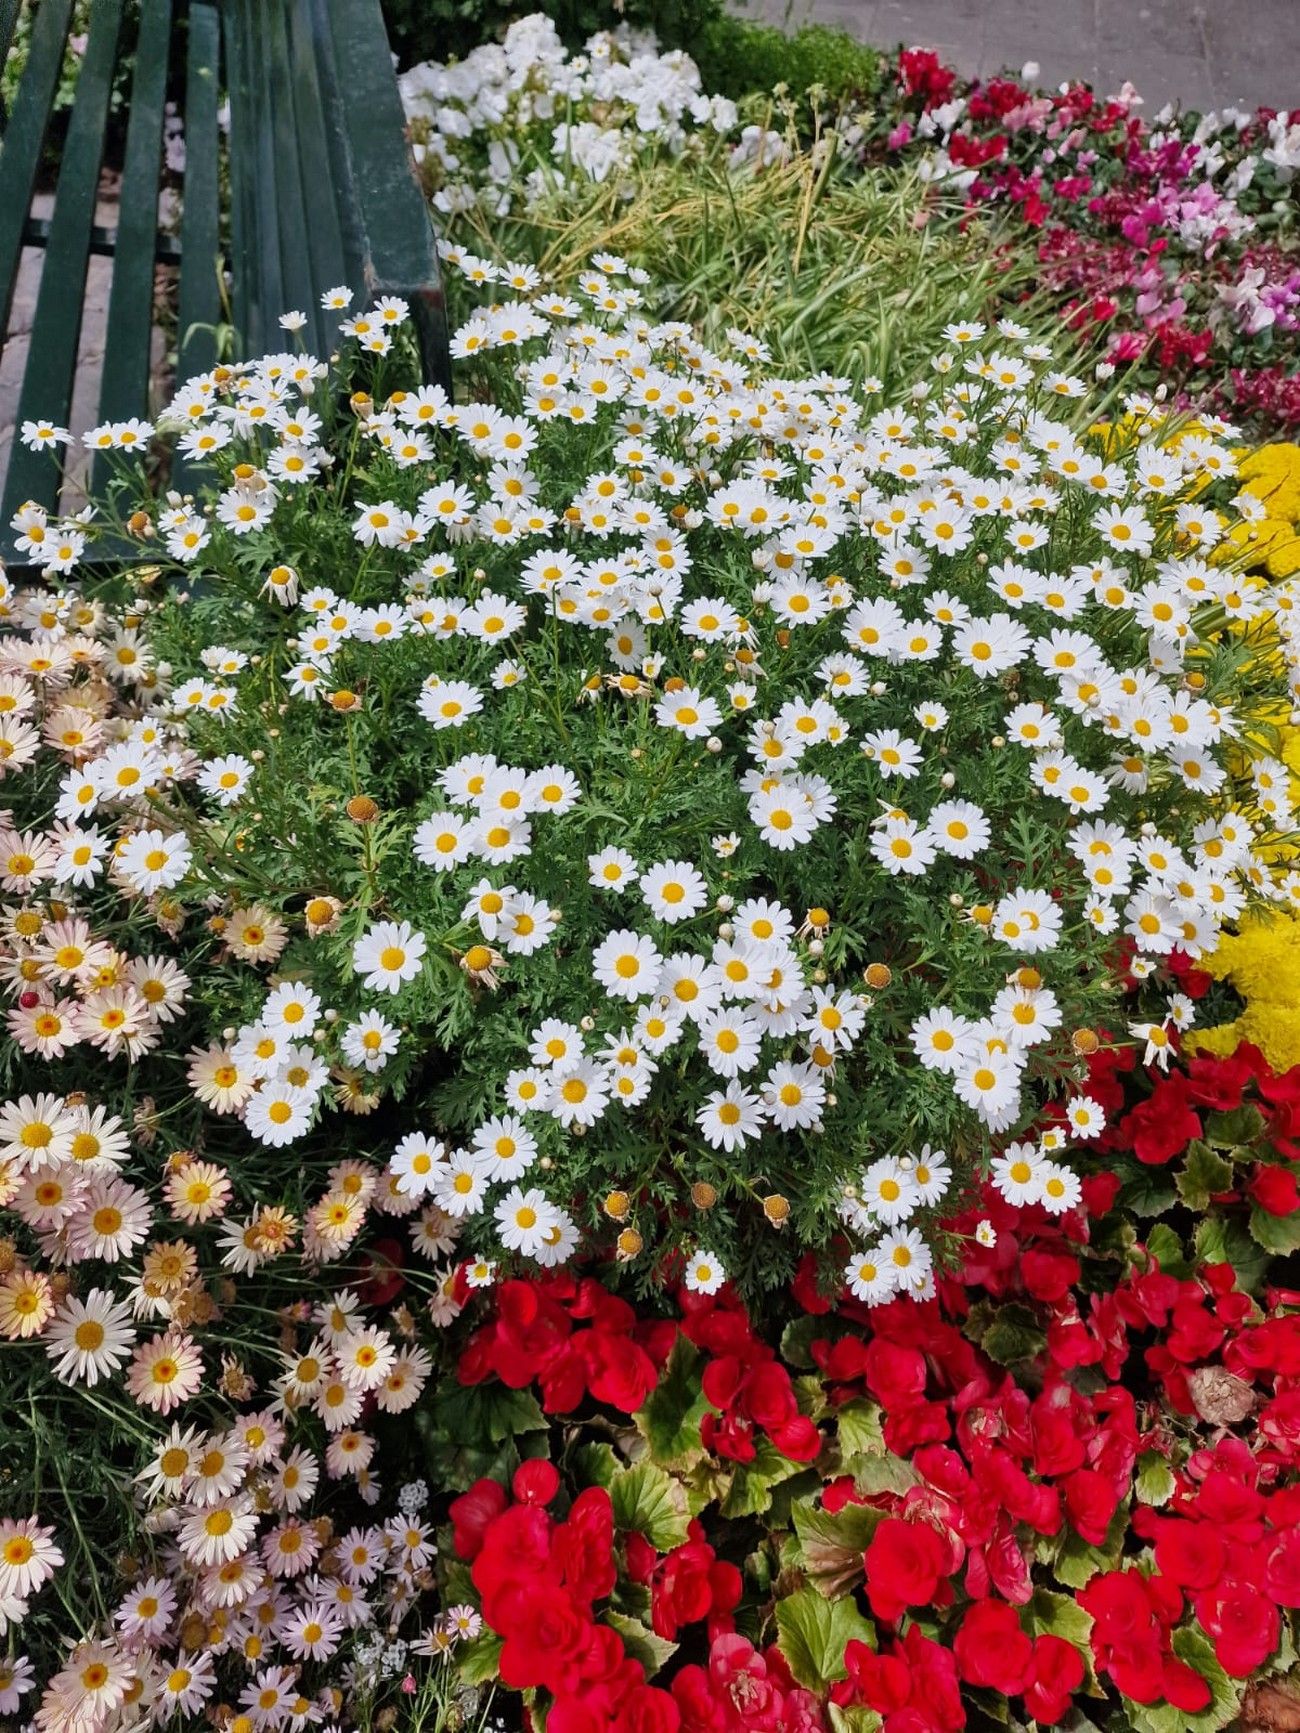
[283,0,348,357]
[173,0,223,502]
[92,0,173,499]
[0,0,24,72]
[0,0,74,349]
[264,3,323,345]
[315,0,451,389]
[176,1,221,384]
[1,0,123,543]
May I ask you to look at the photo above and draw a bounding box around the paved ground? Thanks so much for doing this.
[739,0,1300,114]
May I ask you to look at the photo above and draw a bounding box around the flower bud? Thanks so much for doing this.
[864,962,892,990]
[603,1191,631,1221]
[345,795,378,824]
[690,1182,717,1211]
[762,1194,790,1227]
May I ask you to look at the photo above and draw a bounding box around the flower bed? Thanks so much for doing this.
[4,25,1300,1732]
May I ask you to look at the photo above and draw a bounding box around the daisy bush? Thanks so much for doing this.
[10,247,1300,1306]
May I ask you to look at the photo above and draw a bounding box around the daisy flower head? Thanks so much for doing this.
[683,1249,726,1295]
[352,920,427,995]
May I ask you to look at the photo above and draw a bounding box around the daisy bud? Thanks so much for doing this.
[718,921,734,940]
[949,893,963,907]
[812,967,827,983]
[762,1194,790,1227]
[691,647,707,662]
[580,1014,595,1031]
[870,680,887,695]
[691,1182,717,1211]
[706,736,722,753]
[604,1191,630,1221]
[990,735,1005,748]
[808,938,824,957]
[940,771,955,788]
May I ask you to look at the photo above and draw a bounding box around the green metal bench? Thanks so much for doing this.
[0,0,451,564]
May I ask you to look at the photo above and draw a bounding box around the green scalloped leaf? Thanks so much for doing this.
[610,1460,691,1551]
[1176,1140,1233,1211]
[775,1584,875,1691]
[792,1497,881,1596]
[635,1337,712,1470]
[606,1611,678,1680]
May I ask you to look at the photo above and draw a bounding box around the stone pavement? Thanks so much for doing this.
[737,0,1299,114]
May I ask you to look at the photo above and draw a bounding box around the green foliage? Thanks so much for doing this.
[775,1583,875,1690]
[791,1496,880,1597]
[690,17,879,109]
[610,1460,692,1549]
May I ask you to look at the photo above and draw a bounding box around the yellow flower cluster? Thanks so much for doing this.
[1225,444,1300,580]
[1191,910,1300,1070]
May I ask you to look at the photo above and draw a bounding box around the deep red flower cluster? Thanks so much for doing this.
[458,1270,673,1413]
[452,1464,680,1731]
[679,1287,821,1463]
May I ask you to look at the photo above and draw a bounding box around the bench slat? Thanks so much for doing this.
[176,1,222,385]
[92,0,174,499]
[314,0,451,388]
[173,0,222,499]
[0,0,73,353]
[283,1,349,356]
[264,2,326,346]
[1,0,123,539]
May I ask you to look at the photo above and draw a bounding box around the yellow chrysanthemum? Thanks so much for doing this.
[1191,911,1300,1070]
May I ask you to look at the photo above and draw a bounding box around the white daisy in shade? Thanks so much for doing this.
[845,1251,898,1305]
[494,1186,558,1256]
[683,1249,726,1295]
[1039,1164,1083,1214]
[0,1517,63,1600]
[990,1142,1043,1206]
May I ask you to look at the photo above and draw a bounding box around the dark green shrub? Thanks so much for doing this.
[689,17,881,106]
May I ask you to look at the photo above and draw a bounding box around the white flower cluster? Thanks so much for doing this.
[399,13,743,216]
